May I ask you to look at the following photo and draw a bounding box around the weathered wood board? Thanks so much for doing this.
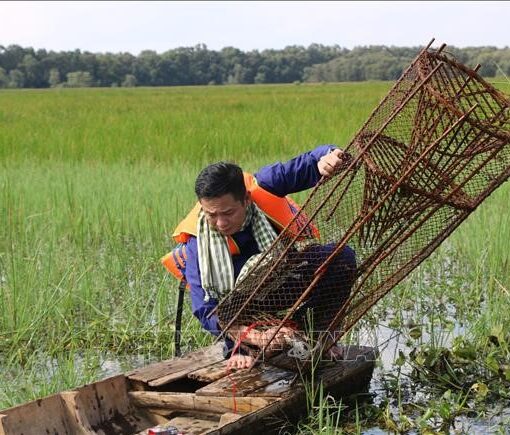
[129,391,277,414]
[167,411,220,434]
[195,365,295,397]
[188,359,229,382]
[127,343,224,386]
[0,394,79,435]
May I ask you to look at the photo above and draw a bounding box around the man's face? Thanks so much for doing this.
[199,193,250,236]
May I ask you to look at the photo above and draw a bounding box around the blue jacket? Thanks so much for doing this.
[186,145,336,337]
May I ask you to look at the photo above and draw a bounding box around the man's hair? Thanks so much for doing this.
[195,161,247,202]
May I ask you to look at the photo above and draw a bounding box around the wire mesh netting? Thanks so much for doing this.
[216,42,510,361]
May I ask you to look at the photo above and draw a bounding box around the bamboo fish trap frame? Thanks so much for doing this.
[216,40,510,366]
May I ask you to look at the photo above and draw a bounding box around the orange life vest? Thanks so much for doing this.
[161,172,318,287]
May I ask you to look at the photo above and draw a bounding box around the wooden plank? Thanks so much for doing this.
[128,343,223,382]
[249,348,375,398]
[167,412,220,435]
[218,412,242,427]
[72,375,156,433]
[320,358,373,386]
[0,393,86,435]
[128,343,224,384]
[203,394,303,435]
[266,351,305,372]
[59,391,93,432]
[249,373,299,397]
[129,391,276,415]
[342,344,378,362]
[188,359,229,382]
[267,344,377,371]
[149,368,194,387]
[195,365,294,397]
[319,346,378,380]
[140,408,172,421]
[248,345,377,398]
[149,344,376,388]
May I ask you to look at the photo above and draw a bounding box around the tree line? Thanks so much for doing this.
[0,44,509,89]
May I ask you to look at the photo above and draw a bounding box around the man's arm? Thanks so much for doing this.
[254,144,344,197]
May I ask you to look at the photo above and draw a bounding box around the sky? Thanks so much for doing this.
[0,1,508,54]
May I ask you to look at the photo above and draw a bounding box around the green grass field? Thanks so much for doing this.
[1,82,510,432]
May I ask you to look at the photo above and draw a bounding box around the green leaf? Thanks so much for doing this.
[489,324,505,346]
[504,367,510,382]
[395,350,406,366]
[485,355,499,373]
[409,326,422,340]
[471,382,489,399]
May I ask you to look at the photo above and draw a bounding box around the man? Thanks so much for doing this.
[170,145,353,369]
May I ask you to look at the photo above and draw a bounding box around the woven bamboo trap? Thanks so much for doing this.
[216,40,510,364]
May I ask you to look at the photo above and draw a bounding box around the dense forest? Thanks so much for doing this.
[0,43,509,88]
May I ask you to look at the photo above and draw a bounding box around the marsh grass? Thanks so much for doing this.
[0,83,388,164]
[1,160,197,349]
[1,83,510,432]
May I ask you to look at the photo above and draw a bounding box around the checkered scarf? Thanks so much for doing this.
[197,202,277,302]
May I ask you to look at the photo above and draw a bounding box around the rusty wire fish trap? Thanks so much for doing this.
[216,40,510,364]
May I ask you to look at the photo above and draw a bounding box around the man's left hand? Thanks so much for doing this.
[226,353,254,370]
[318,148,346,177]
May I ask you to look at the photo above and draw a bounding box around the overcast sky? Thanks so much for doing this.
[0,1,508,54]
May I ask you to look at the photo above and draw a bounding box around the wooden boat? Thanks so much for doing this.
[0,343,376,434]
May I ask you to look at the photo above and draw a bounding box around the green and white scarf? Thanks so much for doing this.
[197,202,277,302]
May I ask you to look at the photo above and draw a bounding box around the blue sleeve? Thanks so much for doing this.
[185,237,222,336]
[254,144,337,197]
